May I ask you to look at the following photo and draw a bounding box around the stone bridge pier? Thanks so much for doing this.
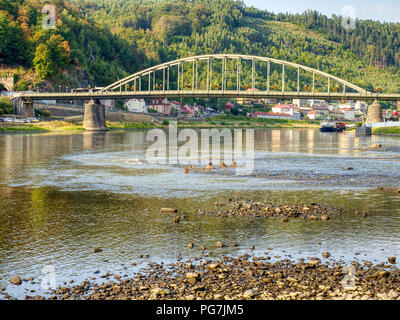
[22,100,35,118]
[83,99,107,131]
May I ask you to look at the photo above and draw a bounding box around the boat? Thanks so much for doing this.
[319,120,336,132]
[320,120,346,133]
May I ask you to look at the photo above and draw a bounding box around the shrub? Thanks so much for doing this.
[35,109,51,117]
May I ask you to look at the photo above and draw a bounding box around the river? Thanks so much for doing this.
[1,128,400,298]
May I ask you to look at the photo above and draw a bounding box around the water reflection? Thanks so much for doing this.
[1,129,400,298]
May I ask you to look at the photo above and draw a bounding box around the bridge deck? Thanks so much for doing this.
[18,90,399,101]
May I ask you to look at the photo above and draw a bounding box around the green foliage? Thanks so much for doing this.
[0,96,13,114]
[2,0,400,93]
[0,11,30,65]
[35,109,51,117]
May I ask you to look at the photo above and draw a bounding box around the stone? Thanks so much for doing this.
[94,248,103,253]
[322,252,331,259]
[9,276,22,285]
[187,243,194,249]
[186,273,200,285]
[388,257,396,264]
[243,289,258,299]
[150,288,170,296]
[207,263,219,270]
[216,241,225,248]
[376,270,390,278]
[161,208,178,213]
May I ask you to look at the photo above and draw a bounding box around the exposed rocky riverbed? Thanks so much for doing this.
[21,254,400,300]
[196,198,368,221]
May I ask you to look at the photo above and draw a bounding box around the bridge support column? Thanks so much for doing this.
[22,100,35,118]
[366,100,383,124]
[83,100,107,131]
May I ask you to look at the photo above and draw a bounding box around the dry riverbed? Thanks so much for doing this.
[21,255,400,300]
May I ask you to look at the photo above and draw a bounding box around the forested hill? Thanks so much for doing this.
[1,0,400,94]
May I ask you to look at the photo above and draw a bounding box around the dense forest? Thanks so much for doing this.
[1,0,400,94]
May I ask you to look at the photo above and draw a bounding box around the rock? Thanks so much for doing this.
[94,248,103,253]
[388,257,396,264]
[345,167,354,170]
[321,215,330,221]
[187,243,194,249]
[173,217,180,223]
[131,262,137,266]
[308,259,320,266]
[376,270,390,278]
[207,263,219,270]
[309,215,318,221]
[282,218,289,223]
[216,241,225,248]
[9,276,22,285]
[186,273,200,285]
[199,246,206,251]
[150,288,170,296]
[322,252,331,259]
[370,144,382,150]
[161,208,178,213]
[243,289,258,299]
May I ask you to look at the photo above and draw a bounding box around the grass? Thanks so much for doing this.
[0,116,320,133]
[0,124,48,132]
[372,127,400,135]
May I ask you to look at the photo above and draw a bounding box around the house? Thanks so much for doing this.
[271,104,301,120]
[181,104,196,117]
[311,105,330,115]
[344,110,356,120]
[307,110,317,120]
[308,99,326,107]
[253,112,296,120]
[292,99,308,108]
[272,103,300,114]
[147,98,173,115]
[125,99,147,113]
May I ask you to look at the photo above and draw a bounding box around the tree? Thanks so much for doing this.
[0,11,29,65]
[0,96,13,114]
[33,35,71,79]
[33,44,54,78]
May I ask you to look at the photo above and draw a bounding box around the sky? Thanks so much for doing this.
[244,0,400,23]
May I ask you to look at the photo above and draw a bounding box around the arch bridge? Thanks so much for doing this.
[17,54,400,129]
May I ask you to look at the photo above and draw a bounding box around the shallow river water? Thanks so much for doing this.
[1,128,400,298]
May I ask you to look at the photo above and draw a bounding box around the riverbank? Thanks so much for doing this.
[0,115,320,133]
[22,254,399,300]
[372,127,400,136]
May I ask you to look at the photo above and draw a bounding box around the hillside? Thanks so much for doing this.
[1,0,400,98]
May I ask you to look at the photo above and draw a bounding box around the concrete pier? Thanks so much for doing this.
[366,100,383,124]
[22,100,35,118]
[83,100,107,131]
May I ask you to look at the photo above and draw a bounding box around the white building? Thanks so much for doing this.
[125,99,147,113]
[344,110,356,120]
